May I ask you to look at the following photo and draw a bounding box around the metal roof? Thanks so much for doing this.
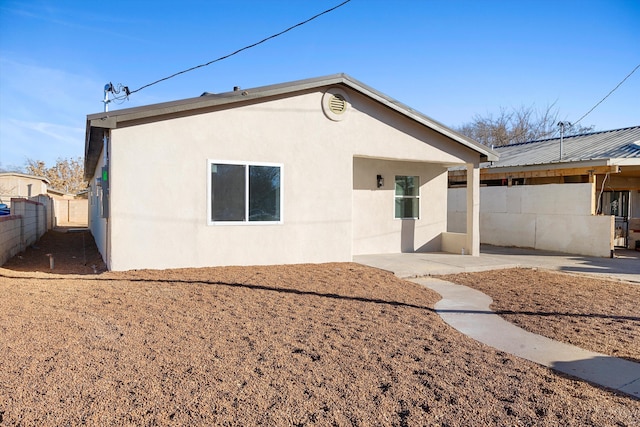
[85,73,497,179]
[484,126,640,169]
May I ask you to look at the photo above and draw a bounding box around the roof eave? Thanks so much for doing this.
[85,74,352,129]
[336,75,498,161]
[0,172,50,184]
[84,123,106,180]
[483,158,615,173]
[610,157,640,166]
[84,73,499,176]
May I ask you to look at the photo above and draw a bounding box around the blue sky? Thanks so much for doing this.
[1,0,638,169]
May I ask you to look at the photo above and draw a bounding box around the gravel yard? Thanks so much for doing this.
[0,230,638,426]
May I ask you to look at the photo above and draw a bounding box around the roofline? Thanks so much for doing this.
[483,158,611,172]
[336,75,498,161]
[481,156,639,173]
[612,157,640,166]
[85,73,498,177]
[498,125,640,149]
[47,188,72,196]
[0,172,50,184]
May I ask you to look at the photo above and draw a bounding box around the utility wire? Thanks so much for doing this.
[545,62,639,139]
[572,62,640,127]
[121,0,351,98]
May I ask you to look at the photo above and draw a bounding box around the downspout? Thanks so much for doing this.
[103,129,110,269]
[102,83,111,269]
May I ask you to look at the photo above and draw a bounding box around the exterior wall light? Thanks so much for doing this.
[377,174,384,188]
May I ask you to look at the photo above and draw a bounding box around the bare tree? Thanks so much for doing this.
[456,104,594,147]
[25,157,86,194]
[0,163,24,173]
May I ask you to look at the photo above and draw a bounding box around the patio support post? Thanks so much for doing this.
[466,163,480,256]
[589,171,596,215]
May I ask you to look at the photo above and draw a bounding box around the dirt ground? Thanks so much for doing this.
[0,230,638,426]
[2,228,107,275]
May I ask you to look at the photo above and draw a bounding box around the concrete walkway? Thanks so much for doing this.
[411,277,640,399]
[355,246,640,398]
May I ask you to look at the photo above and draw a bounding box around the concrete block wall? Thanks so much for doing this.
[0,216,23,266]
[35,195,55,230]
[628,218,640,251]
[68,199,88,225]
[12,199,41,248]
[448,183,614,257]
[0,197,52,266]
[54,199,88,226]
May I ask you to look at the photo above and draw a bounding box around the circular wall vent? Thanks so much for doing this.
[322,88,350,121]
[329,94,347,114]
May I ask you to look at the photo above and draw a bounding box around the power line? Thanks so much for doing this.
[113,0,352,100]
[572,62,640,127]
[545,62,639,138]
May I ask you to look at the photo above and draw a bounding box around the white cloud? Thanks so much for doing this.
[0,118,84,168]
[0,58,97,167]
[9,119,83,144]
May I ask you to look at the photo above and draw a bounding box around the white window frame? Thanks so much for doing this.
[394,175,420,220]
[207,160,283,226]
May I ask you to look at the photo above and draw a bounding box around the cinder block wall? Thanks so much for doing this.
[448,183,614,257]
[55,199,88,226]
[0,216,23,266]
[68,199,88,225]
[0,197,52,266]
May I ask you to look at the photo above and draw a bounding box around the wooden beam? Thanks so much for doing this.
[449,165,620,182]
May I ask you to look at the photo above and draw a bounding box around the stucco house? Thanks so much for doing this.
[84,74,497,271]
[0,172,50,206]
[448,126,640,256]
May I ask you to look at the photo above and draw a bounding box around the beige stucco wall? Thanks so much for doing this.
[0,174,48,205]
[448,183,614,257]
[352,158,448,254]
[99,88,480,270]
[88,150,108,263]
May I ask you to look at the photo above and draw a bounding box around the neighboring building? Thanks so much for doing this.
[84,74,497,271]
[0,172,50,206]
[47,188,89,227]
[449,126,640,255]
[0,174,54,258]
[47,188,76,200]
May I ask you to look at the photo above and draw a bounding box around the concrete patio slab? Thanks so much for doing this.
[354,245,640,283]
